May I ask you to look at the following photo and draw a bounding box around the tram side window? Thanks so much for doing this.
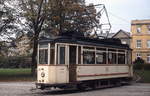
[59,47,65,64]
[118,53,125,64]
[39,49,48,64]
[83,51,95,64]
[78,46,81,64]
[50,43,55,64]
[108,52,116,64]
[96,52,106,64]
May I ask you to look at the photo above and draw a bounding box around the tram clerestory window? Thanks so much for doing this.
[39,49,48,64]
[118,53,125,64]
[83,51,95,64]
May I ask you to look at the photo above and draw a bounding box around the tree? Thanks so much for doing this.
[47,0,97,34]
[0,41,7,56]
[18,0,98,75]
[0,0,18,40]
[0,0,19,57]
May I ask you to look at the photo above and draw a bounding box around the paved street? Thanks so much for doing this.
[0,82,150,96]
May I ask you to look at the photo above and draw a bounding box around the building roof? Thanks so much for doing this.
[112,29,131,38]
[131,19,150,25]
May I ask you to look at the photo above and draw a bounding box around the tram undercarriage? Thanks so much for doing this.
[36,77,132,90]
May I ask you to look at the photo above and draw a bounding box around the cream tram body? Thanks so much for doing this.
[36,37,133,89]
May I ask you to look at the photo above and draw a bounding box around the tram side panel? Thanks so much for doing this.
[37,66,50,84]
[37,65,69,84]
[55,66,69,83]
[76,65,131,81]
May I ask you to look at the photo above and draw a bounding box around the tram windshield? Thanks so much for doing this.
[39,49,48,64]
[38,44,48,64]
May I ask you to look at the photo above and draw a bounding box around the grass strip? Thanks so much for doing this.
[135,70,150,83]
[0,68,36,82]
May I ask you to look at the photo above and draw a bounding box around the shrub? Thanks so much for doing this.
[133,57,145,70]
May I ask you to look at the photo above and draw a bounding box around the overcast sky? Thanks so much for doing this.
[86,0,150,33]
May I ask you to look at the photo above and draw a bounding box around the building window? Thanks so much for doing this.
[122,41,127,44]
[137,25,141,33]
[147,54,150,63]
[136,53,141,59]
[147,40,150,48]
[136,40,142,48]
[147,25,150,33]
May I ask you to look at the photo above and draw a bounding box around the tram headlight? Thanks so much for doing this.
[41,72,45,77]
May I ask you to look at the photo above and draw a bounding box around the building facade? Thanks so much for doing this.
[131,20,150,63]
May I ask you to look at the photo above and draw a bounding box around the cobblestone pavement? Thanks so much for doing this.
[0,82,150,96]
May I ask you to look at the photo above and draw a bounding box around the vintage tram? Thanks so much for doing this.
[36,33,133,90]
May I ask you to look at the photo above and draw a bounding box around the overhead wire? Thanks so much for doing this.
[108,11,130,24]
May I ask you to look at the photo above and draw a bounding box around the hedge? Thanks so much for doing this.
[133,57,150,70]
[0,56,31,68]
[143,63,150,70]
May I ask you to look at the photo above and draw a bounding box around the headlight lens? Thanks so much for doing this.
[41,72,45,77]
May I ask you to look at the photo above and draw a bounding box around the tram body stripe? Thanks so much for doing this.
[77,72,129,77]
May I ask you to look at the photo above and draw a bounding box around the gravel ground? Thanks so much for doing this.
[0,82,150,96]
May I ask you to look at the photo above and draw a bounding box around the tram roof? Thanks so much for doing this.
[39,36,131,50]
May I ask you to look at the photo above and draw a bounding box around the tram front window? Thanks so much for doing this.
[39,49,48,64]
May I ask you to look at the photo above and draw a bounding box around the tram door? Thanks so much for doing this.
[69,46,77,82]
